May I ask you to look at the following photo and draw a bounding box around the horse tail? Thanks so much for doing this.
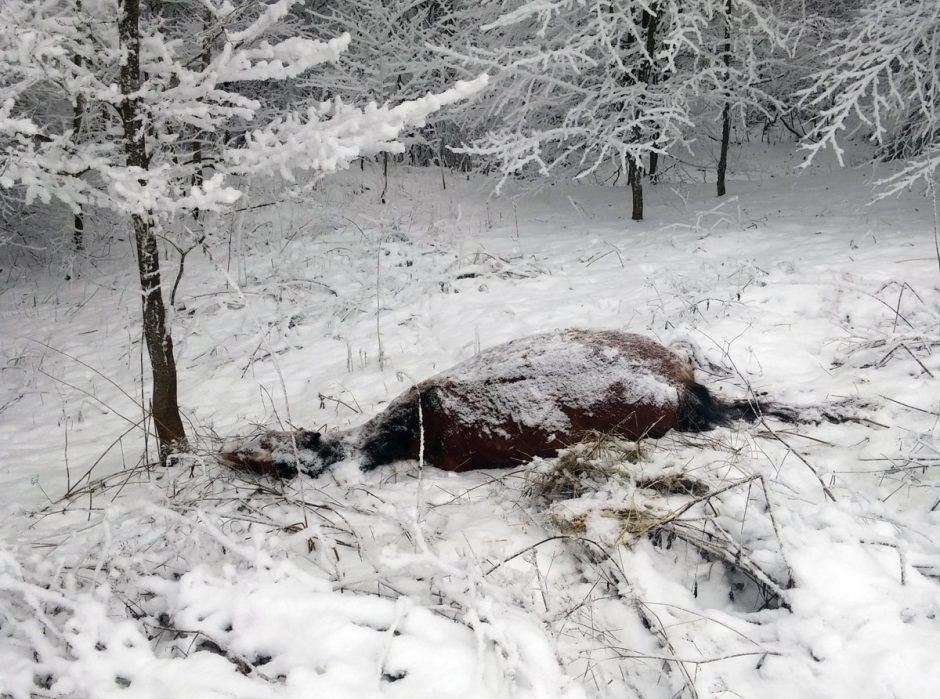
[676,381,732,432]
[677,383,799,433]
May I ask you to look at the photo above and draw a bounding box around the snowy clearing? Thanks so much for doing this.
[2,147,940,698]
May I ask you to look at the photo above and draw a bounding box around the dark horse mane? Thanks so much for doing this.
[221,329,783,478]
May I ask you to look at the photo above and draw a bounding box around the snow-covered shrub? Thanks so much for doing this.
[802,0,940,195]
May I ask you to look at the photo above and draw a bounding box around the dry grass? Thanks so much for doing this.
[526,431,650,502]
[527,431,793,611]
[528,432,711,540]
[527,431,709,504]
[547,506,665,535]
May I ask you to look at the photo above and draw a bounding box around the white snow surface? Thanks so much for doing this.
[2,142,940,698]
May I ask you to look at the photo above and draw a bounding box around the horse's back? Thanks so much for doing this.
[359,329,696,471]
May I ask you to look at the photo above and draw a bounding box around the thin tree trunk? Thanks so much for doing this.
[191,10,211,220]
[628,3,659,221]
[644,6,660,185]
[72,0,85,251]
[72,97,84,249]
[73,210,85,251]
[629,158,643,221]
[717,103,731,197]
[717,0,732,197]
[438,136,447,191]
[648,151,659,182]
[381,151,389,203]
[119,0,188,462]
[191,139,204,219]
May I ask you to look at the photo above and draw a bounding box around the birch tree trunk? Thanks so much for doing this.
[119,0,188,463]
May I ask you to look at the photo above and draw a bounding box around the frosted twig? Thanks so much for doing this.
[861,539,908,585]
[649,475,761,531]
[634,601,700,699]
[375,234,386,371]
[758,424,836,502]
[702,333,838,503]
[603,647,780,666]
[60,415,151,500]
[29,338,145,411]
[485,534,614,576]
[758,476,795,587]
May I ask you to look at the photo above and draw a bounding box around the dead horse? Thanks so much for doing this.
[221,329,752,477]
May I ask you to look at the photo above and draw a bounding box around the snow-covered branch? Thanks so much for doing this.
[453,0,789,184]
[801,0,940,193]
[230,75,488,178]
[1,0,482,223]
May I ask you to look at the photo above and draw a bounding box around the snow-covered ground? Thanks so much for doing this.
[3,143,940,698]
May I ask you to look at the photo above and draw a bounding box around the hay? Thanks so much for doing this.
[547,506,666,535]
[525,432,648,502]
[527,432,793,611]
[526,431,708,503]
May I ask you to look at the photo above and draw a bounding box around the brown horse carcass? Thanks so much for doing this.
[221,329,735,477]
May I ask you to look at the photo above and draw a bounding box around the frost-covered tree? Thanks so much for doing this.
[297,0,484,192]
[736,1,848,143]
[653,0,791,201]
[0,0,484,460]
[801,0,940,196]
[452,0,789,218]
[456,0,684,220]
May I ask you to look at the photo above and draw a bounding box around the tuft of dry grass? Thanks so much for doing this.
[526,431,792,610]
[635,471,711,497]
[528,431,710,540]
[547,506,665,535]
[527,431,709,503]
[526,431,650,502]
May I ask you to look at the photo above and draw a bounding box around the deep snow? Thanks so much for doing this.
[2,142,940,698]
